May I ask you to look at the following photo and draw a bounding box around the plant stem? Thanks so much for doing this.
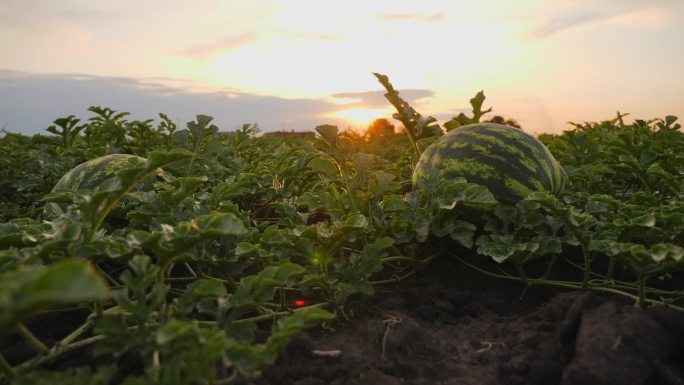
[581,247,591,289]
[0,352,16,380]
[544,204,592,289]
[95,264,120,286]
[14,301,316,375]
[381,252,440,266]
[16,323,49,355]
[637,275,647,309]
[514,263,529,287]
[15,334,107,373]
[338,164,358,211]
[635,172,652,195]
[606,255,616,282]
[406,132,421,159]
[186,157,195,176]
[93,300,103,319]
[214,372,238,385]
[452,255,684,311]
[203,302,330,326]
[563,257,606,280]
[542,255,558,280]
[370,269,416,285]
[453,255,578,289]
[184,262,197,277]
[565,258,684,297]
[57,319,94,348]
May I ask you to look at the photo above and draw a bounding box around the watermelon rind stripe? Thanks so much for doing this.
[52,154,148,192]
[434,145,543,193]
[413,123,566,204]
[452,129,540,174]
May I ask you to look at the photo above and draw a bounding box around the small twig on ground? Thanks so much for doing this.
[381,314,402,360]
[474,340,508,353]
[311,349,342,357]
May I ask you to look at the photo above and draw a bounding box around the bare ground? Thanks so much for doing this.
[257,256,684,385]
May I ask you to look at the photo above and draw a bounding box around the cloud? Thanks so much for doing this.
[531,10,604,38]
[0,1,126,31]
[285,31,339,40]
[330,89,435,108]
[531,1,680,39]
[377,13,445,22]
[173,32,259,59]
[0,70,375,135]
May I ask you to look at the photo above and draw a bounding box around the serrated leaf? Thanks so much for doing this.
[630,213,656,227]
[315,125,339,148]
[381,194,405,212]
[476,234,515,263]
[353,153,374,176]
[341,213,368,229]
[309,157,338,178]
[443,91,492,131]
[230,261,306,316]
[147,149,194,168]
[432,219,476,248]
[436,179,497,209]
[155,319,196,345]
[195,213,248,236]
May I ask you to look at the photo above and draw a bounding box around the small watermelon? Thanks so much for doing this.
[52,154,149,192]
[413,123,567,204]
[45,154,152,216]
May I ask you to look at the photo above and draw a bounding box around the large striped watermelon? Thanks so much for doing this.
[45,154,151,215]
[413,123,566,204]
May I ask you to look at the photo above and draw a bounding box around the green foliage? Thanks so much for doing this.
[45,115,84,149]
[443,91,492,131]
[0,91,682,384]
[484,115,521,129]
[373,73,442,156]
[538,113,684,197]
[0,259,109,336]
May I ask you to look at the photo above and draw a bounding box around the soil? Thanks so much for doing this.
[256,256,684,385]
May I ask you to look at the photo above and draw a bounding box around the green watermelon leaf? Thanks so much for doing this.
[435,179,497,210]
[314,125,339,148]
[432,219,476,248]
[78,150,193,242]
[308,157,338,178]
[374,72,442,157]
[0,260,109,335]
[381,194,406,212]
[443,91,493,131]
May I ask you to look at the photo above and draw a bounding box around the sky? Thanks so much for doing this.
[1,0,682,136]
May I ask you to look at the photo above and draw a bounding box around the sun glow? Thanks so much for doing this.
[328,108,393,128]
[329,97,364,105]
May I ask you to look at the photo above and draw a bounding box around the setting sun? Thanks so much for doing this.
[328,108,393,128]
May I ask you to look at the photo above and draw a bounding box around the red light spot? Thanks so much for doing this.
[294,300,306,307]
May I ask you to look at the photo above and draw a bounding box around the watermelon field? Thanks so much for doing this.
[1,74,683,385]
